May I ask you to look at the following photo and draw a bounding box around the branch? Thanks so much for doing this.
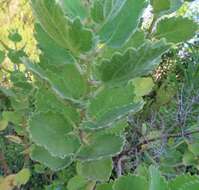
[136,128,199,149]
[119,128,199,157]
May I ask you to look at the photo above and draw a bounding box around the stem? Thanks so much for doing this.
[0,39,10,51]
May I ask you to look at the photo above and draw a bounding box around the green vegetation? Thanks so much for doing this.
[0,0,198,189]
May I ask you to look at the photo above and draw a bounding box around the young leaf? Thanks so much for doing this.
[28,112,80,158]
[8,31,22,43]
[76,133,125,161]
[76,158,113,181]
[99,0,147,47]
[154,17,198,43]
[15,168,31,185]
[0,119,8,131]
[113,175,148,190]
[31,145,72,171]
[131,77,154,97]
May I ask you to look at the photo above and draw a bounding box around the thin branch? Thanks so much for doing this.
[120,128,199,157]
[136,128,199,149]
[116,155,128,177]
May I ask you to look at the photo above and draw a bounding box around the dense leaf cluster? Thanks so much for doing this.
[0,0,198,189]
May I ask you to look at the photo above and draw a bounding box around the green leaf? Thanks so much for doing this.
[91,0,105,23]
[183,150,197,165]
[150,0,182,16]
[59,0,88,20]
[22,58,87,103]
[113,175,148,190]
[76,133,124,161]
[0,119,8,131]
[180,180,199,190]
[67,175,95,190]
[131,77,154,97]
[34,24,90,104]
[28,112,80,158]
[123,30,146,49]
[98,40,170,84]
[96,183,113,190]
[35,87,80,125]
[8,31,22,43]
[99,0,147,47]
[188,143,199,157]
[31,145,72,171]
[68,18,93,53]
[31,0,93,54]
[76,158,113,181]
[150,0,170,14]
[102,30,146,59]
[0,50,5,64]
[35,24,75,67]
[7,49,26,64]
[149,166,168,190]
[83,84,144,130]
[44,64,88,101]
[103,0,113,18]
[15,168,30,185]
[154,17,198,43]
[167,0,183,14]
[2,111,23,125]
[105,120,128,136]
[169,175,199,190]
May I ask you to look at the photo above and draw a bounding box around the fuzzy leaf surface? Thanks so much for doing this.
[154,17,198,43]
[169,175,199,190]
[96,183,113,190]
[76,133,124,161]
[67,175,95,190]
[150,0,170,14]
[76,158,113,181]
[31,0,93,54]
[28,112,80,158]
[59,0,88,20]
[99,0,146,47]
[149,166,168,190]
[98,40,170,84]
[83,84,144,129]
[31,145,72,171]
[113,175,148,190]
